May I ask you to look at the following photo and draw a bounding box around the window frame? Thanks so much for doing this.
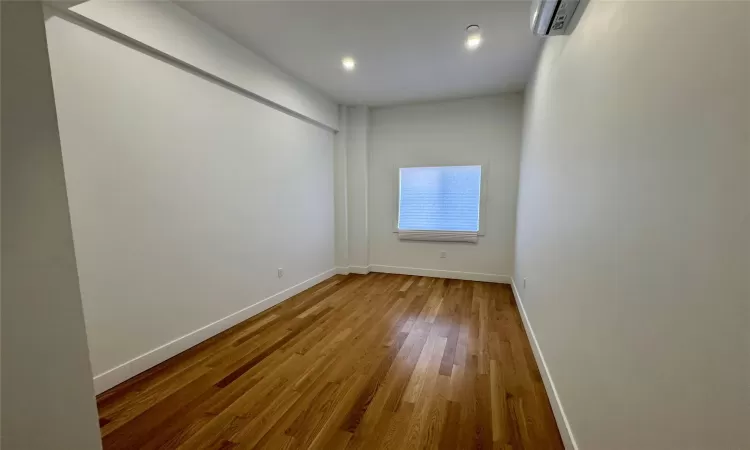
[392,162,489,237]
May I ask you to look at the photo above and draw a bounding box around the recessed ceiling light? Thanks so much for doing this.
[465,25,482,51]
[342,57,356,71]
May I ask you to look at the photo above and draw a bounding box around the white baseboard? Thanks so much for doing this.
[93,268,337,395]
[510,278,578,450]
[335,266,351,275]
[369,265,509,284]
[336,265,371,275]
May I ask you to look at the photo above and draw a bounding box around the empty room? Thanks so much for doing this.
[2,0,748,449]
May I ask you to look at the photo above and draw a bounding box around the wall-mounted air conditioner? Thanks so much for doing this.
[531,0,580,36]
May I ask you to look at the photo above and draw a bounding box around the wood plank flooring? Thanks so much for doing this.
[96,273,564,449]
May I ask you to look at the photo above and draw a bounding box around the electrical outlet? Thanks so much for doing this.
[278,268,284,278]
[440,251,447,258]
[523,278,527,288]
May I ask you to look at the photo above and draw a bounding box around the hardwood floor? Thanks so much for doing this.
[96,273,564,449]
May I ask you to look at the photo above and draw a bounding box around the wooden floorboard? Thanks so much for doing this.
[96,273,564,450]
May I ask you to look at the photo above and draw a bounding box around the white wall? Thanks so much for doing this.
[1,3,101,448]
[346,106,371,272]
[66,0,338,130]
[368,95,522,280]
[515,2,750,449]
[45,10,336,392]
[334,105,350,268]
[333,105,371,275]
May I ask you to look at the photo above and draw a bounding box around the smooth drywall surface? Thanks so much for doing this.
[346,106,370,271]
[334,105,350,268]
[67,0,338,130]
[1,3,101,448]
[369,95,522,277]
[45,14,335,380]
[515,2,750,449]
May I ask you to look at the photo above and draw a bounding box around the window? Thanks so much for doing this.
[397,165,483,242]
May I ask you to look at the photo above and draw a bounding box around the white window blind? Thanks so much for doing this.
[398,165,482,242]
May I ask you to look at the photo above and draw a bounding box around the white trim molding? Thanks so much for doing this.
[335,266,351,275]
[92,268,337,394]
[510,278,578,450]
[397,230,479,243]
[335,266,372,275]
[346,265,371,275]
[370,265,509,284]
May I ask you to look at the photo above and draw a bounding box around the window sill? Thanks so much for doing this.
[396,230,479,243]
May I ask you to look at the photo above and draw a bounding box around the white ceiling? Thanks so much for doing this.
[179,1,542,106]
